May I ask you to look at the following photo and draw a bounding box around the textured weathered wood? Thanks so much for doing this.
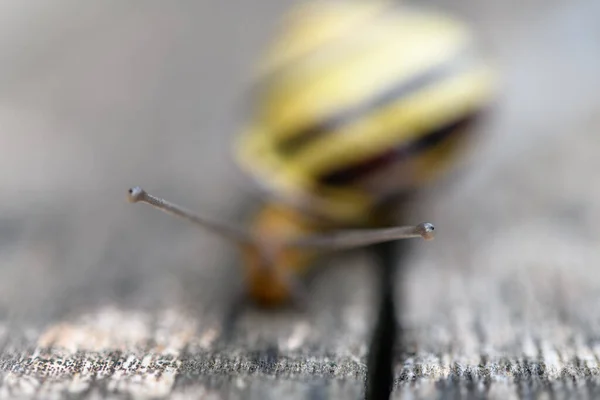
[1,0,600,399]
[0,2,376,399]
[390,0,600,397]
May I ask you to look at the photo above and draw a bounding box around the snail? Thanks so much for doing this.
[127,0,495,307]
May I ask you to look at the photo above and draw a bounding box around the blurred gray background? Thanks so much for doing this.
[1,0,600,398]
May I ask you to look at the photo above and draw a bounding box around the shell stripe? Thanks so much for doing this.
[285,62,493,181]
[317,109,480,186]
[275,48,475,156]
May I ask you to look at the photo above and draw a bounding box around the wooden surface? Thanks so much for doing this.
[1,0,600,399]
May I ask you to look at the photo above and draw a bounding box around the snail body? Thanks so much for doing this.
[128,0,495,307]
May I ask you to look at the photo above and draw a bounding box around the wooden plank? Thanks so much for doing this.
[393,125,600,398]
[392,0,600,397]
[0,2,377,398]
[0,301,370,399]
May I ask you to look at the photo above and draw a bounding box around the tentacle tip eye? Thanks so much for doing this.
[416,222,435,240]
[127,186,145,203]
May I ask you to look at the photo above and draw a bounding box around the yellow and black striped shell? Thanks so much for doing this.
[235,0,495,225]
